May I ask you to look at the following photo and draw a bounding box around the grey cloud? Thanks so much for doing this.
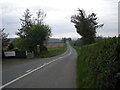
[0,0,119,38]
[2,14,21,35]
[2,15,20,25]
[31,6,60,13]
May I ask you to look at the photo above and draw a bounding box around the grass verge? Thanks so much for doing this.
[38,46,67,58]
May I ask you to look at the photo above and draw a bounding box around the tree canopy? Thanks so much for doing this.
[71,9,104,45]
[24,24,51,52]
[17,9,32,38]
[15,9,51,53]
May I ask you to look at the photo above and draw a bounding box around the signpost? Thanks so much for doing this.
[4,51,16,57]
[37,45,40,55]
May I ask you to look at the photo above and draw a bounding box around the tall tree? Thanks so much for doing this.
[15,9,51,54]
[17,9,32,38]
[71,9,104,45]
[25,24,51,52]
[62,37,67,43]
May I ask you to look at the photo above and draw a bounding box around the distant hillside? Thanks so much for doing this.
[7,38,62,43]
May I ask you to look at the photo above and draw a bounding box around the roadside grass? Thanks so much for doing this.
[3,46,67,64]
[74,46,95,88]
[74,37,120,88]
[38,46,67,58]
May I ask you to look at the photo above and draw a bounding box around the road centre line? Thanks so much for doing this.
[26,69,32,72]
[0,48,72,89]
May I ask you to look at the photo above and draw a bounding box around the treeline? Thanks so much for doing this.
[74,36,104,46]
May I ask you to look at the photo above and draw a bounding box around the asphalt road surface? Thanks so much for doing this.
[2,42,77,88]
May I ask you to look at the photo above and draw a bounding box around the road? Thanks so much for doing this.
[2,42,77,88]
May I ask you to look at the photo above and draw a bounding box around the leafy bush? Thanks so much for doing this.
[74,37,120,88]
[8,43,14,50]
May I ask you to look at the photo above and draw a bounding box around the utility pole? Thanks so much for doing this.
[118,1,120,37]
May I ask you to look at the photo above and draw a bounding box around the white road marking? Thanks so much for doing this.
[0,48,72,89]
[26,69,32,72]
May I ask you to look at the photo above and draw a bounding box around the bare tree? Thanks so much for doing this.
[0,28,9,47]
[36,9,46,25]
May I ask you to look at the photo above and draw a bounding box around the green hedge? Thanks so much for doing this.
[74,37,120,88]
[15,50,27,58]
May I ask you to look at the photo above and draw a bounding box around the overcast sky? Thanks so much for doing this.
[0,0,119,39]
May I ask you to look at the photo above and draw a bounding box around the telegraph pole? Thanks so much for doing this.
[118,1,120,37]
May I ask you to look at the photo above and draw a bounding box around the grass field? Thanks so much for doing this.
[74,37,120,88]
[39,46,67,58]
